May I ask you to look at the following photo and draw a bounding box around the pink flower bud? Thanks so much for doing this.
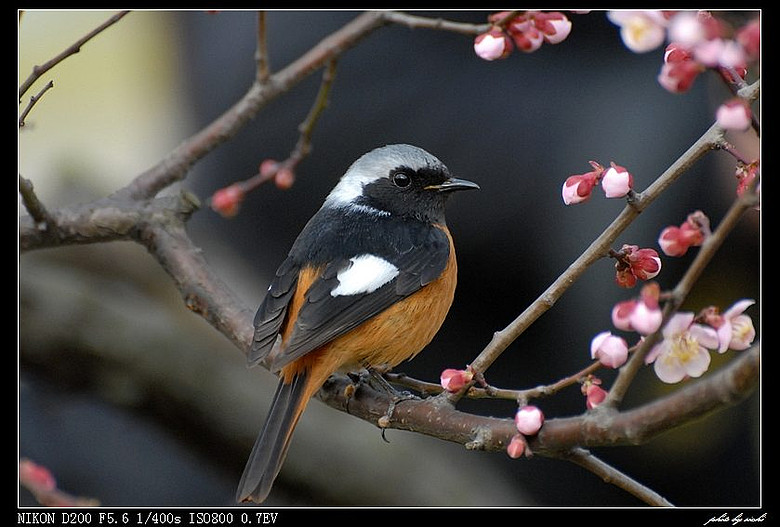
[581,378,608,410]
[611,299,637,331]
[440,368,474,393]
[511,26,544,53]
[630,247,662,281]
[668,11,707,47]
[664,42,693,64]
[658,226,688,257]
[630,282,663,335]
[275,167,296,189]
[736,18,760,62]
[590,331,629,368]
[506,434,527,458]
[210,183,245,218]
[259,158,279,178]
[514,405,545,435]
[534,12,572,44]
[561,161,603,205]
[614,245,661,287]
[474,29,513,60]
[658,59,702,93]
[601,163,633,198]
[629,296,663,336]
[19,459,57,492]
[659,210,709,257]
[716,99,752,131]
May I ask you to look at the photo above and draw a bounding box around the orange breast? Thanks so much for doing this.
[281,225,458,382]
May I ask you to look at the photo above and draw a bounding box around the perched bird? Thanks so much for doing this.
[237,144,478,503]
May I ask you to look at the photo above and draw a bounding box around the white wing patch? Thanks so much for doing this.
[331,254,399,297]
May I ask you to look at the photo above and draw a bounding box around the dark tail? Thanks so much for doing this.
[236,372,310,503]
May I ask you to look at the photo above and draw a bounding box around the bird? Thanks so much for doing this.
[236,144,478,503]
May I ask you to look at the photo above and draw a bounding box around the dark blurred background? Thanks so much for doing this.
[19,10,760,508]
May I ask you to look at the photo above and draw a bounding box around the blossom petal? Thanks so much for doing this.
[683,346,712,378]
[664,312,695,337]
[723,299,755,319]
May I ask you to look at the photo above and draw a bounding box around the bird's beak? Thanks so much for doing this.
[426,177,480,193]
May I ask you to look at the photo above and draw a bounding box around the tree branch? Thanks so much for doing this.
[317,344,758,455]
[18,10,130,100]
[124,11,386,201]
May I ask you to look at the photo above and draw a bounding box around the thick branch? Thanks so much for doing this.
[317,344,758,452]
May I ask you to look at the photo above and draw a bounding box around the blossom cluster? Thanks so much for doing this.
[590,286,755,387]
[607,11,759,94]
[474,11,574,61]
[562,161,633,205]
[210,159,296,218]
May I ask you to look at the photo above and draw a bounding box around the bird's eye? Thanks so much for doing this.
[391,172,411,188]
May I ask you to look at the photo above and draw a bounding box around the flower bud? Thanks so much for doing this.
[506,434,527,459]
[590,331,629,368]
[514,405,545,435]
[440,368,474,393]
[474,29,513,60]
[716,99,752,131]
[210,184,245,218]
[601,163,633,198]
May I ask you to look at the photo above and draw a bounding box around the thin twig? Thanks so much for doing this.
[563,448,674,506]
[18,80,54,127]
[125,11,386,201]
[381,11,490,35]
[217,58,339,200]
[255,11,271,84]
[19,10,130,100]
[19,175,54,227]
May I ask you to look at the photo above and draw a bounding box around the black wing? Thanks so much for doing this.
[269,224,451,372]
[247,256,300,367]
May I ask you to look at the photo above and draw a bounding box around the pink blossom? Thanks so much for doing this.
[658,210,710,257]
[474,29,513,61]
[534,12,572,44]
[591,331,629,368]
[561,161,604,205]
[515,405,545,435]
[668,11,707,46]
[440,368,474,392]
[645,312,719,383]
[608,10,669,53]
[716,99,752,131]
[614,245,662,287]
[613,284,663,335]
[601,163,634,198]
[19,459,57,492]
[507,434,527,458]
[703,299,756,353]
[736,18,760,62]
[211,183,245,218]
[658,59,703,93]
[511,26,544,53]
[581,376,607,409]
[611,299,636,331]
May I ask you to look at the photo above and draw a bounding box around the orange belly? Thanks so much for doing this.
[280,226,457,383]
